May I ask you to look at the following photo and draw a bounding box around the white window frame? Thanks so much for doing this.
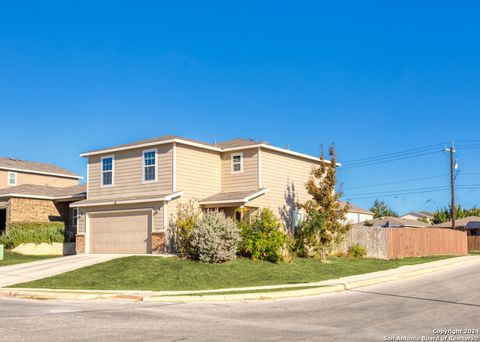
[231,152,243,174]
[142,148,158,183]
[72,208,78,229]
[7,171,16,186]
[100,155,114,187]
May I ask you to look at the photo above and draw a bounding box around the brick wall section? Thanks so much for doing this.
[76,234,85,254]
[152,232,166,253]
[7,198,68,223]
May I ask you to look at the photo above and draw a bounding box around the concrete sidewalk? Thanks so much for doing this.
[2,255,479,302]
[0,254,123,287]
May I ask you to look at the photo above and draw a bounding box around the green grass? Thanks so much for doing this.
[469,251,480,255]
[0,251,58,267]
[11,255,456,291]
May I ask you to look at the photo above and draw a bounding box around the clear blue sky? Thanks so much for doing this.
[1,1,479,214]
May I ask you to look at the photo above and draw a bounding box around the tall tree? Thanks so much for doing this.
[369,199,398,218]
[297,144,351,261]
[432,205,480,224]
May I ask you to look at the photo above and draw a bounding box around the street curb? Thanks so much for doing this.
[2,256,479,302]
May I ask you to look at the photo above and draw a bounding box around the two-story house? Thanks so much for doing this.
[0,158,85,236]
[72,135,369,255]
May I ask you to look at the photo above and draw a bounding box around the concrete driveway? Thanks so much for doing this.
[0,254,123,287]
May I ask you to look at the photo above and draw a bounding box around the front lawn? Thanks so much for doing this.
[0,251,59,267]
[12,255,456,291]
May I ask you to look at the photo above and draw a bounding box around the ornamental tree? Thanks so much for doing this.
[296,144,351,261]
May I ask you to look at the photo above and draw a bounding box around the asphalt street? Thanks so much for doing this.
[1,262,479,341]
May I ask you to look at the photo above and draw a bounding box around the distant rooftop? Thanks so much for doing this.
[0,184,86,200]
[0,158,82,179]
[433,216,480,229]
[401,211,434,219]
[358,216,430,228]
[339,201,373,215]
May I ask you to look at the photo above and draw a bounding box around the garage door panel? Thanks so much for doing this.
[89,211,151,254]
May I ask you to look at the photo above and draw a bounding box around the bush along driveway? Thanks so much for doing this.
[11,255,458,292]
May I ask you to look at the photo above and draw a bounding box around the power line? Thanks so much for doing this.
[344,186,480,201]
[344,185,451,198]
[344,183,480,198]
[340,174,449,191]
[341,142,448,164]
[340,149,442,169]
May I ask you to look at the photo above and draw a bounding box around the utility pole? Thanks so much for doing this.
[445,143,456,229]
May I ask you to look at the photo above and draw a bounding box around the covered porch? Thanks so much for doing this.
[199,188,268,221]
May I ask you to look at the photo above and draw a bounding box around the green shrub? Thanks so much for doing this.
[238,209,288,263]
[294,210,327,258]
[175,200,201,257]
[0,222,65,249]
[190,211,241,263]
[348,243,367,258]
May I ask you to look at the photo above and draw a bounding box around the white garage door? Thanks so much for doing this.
[89,211,151,254]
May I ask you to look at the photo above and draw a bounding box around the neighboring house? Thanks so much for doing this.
[358,216,430,229]
[432,216,480,236]
[72,135,339,254]
[401,211,434,223]
[0,158,84,236]
[341,202,374,224]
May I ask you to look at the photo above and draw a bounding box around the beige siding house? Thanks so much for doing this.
[73,135,367,255]
[0,158,84,235]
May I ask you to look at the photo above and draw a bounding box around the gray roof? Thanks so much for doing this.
[339,201,373,215]
[199,189,268,205]
[82,135,217,155]
[433,216,480,229]
[0,184,86,200]
[82,135,268,154]
[401,211,434,219]
[216,138,265,149]
[359,216,430,228]
[0,157,81,178]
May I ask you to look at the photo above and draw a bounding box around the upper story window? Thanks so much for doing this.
[231,153,243,174]
[8,171,16,186]
[101,156,114,187]
[143,149,157,182]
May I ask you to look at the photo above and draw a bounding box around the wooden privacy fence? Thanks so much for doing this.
[336,226,467,259]
[336,226,388,259]
[468,236,480,251]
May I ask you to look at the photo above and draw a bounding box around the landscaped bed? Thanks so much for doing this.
[11,255,456,291]
[0,251,59,267]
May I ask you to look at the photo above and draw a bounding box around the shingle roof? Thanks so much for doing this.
[401,211,434,219]
[339,201,373,215]
[432,216,480,229]
[0,184,86,200]
[0,158,81,179]
[215,138,265,149]
[358,216,430,228]
[80,135,328,164]
[199,188,268,205]
[82,135,217,155]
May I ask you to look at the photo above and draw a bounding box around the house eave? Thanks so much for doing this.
[80,138,221,157]
[79,138,339,165]
[0,166,83,180]
[70,191,184,208]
